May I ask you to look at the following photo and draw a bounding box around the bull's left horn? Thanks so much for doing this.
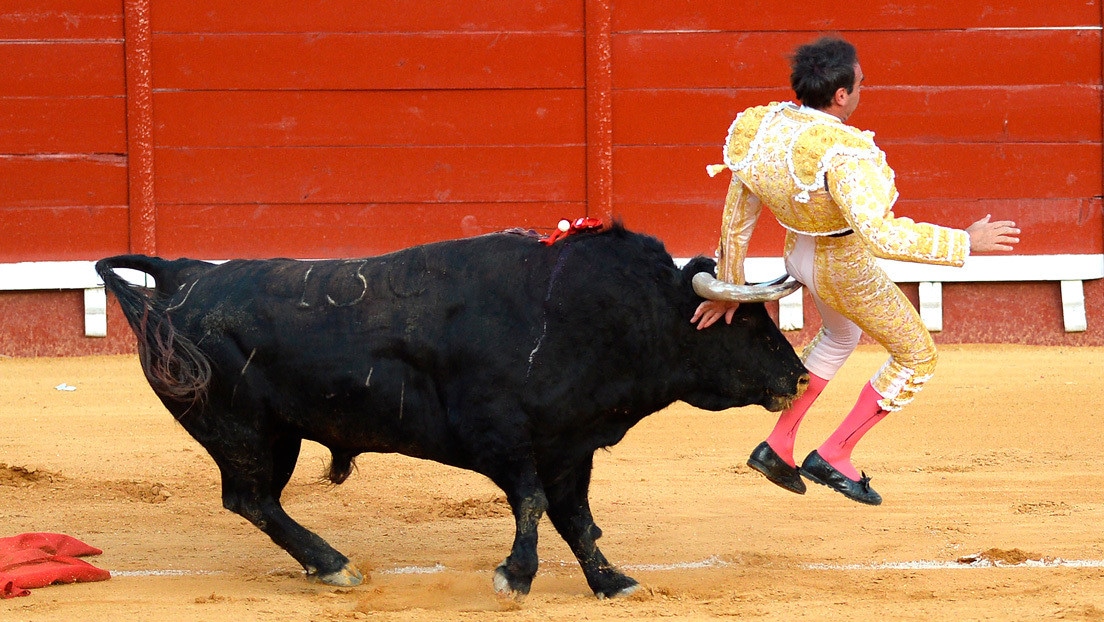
[692,272,802,302]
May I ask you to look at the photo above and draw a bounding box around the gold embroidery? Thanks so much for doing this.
[712,102,970,410]
[811,235,937,411]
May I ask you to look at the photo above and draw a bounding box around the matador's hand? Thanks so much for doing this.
[692,300,739,330]
[966,214,1020,252]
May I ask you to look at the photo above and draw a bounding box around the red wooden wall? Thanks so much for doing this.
[0,0,129,262]
[610,2,1103,259]
[0,0,1102,356]
[147,1,587,258]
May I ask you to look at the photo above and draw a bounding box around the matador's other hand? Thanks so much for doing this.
[692,299,739,330]
[966,214,1020,253]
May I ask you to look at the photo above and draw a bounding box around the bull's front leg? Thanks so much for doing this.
[488,468,548,599]
[543,456,639,599]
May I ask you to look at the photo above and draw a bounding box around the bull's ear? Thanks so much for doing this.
[680,256,717,279]
[680,256,717,292]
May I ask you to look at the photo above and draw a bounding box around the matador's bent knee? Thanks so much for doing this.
[870,344,938,412]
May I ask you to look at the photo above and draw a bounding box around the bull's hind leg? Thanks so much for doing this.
[484,464,547,599]
[271,434,302,496]
[206,432,362,586]
[543,455,639,599]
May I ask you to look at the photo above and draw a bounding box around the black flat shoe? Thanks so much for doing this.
[799,450,882,506]
[747,441,806,494]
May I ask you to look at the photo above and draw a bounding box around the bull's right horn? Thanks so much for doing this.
[692,272,801,302]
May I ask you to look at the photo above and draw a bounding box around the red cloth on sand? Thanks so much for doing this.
[0,533,110,598]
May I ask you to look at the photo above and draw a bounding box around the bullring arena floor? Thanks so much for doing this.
[2,345,1104,621]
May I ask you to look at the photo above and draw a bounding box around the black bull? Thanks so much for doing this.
[96,224,807,599]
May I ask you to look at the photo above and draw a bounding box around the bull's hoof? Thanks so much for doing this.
[597,582,640,600]
[592,573,639,600]
[492,564,531,601]
[311,563,365,587]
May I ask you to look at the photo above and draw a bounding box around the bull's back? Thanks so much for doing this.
[182,234,549,357]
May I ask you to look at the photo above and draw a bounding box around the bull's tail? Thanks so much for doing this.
[95,255,212,410]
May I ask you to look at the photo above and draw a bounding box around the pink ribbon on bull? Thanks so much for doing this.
[540,217,604,246]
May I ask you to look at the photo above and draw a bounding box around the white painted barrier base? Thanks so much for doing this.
[737,254,1103,333]
[1,254,1101,337]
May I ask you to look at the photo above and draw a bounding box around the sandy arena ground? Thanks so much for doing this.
[2,345,1104,621]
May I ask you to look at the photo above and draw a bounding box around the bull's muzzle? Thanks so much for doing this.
[692,273,802,303]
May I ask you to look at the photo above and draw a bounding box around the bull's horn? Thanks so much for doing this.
[692,272,802,302]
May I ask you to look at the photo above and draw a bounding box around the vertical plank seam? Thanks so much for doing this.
[124,0,156,255]
[585,0,613,221]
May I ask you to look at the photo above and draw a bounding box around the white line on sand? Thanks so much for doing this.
[622,556,732,571]
[379,563,448,575]
[111,556,1104,578]
[806,559,1104,570]
[110,569,223,577]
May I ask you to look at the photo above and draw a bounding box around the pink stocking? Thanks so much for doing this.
[765,372,829,467]
[816,381,888,480]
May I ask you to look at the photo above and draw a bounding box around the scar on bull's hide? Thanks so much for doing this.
[165,278,200,312]
[231,348,257,406]
[239,349,256,377]
[525,320,548,379]
[364,368,373,387]
[297,262,370,308]
[386,248,430,298]
[297,266,314,308]
[326,261,370,308]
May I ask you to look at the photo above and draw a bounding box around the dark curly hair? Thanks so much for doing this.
[789,37,858,110]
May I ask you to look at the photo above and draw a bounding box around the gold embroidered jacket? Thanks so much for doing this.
[709,102,970,286]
